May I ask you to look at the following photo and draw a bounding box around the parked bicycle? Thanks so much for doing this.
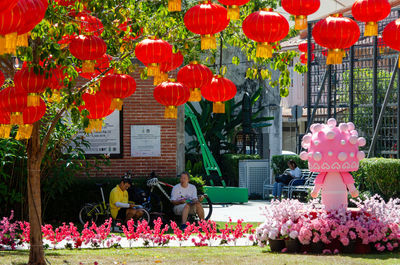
[78,178,150,226]
[144,174,213,221]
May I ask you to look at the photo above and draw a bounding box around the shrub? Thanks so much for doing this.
[271,155,308,176]
[352,158,400,200]
[220,154,261,186]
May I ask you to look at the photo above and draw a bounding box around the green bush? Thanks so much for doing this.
[44,176,205,223]
[352,158,400,200]
[271,155,308,176]
[220,154,261,186]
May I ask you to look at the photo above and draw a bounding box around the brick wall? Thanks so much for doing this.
[89,69,179,178]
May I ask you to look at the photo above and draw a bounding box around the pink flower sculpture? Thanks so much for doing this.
[300,118,366,210]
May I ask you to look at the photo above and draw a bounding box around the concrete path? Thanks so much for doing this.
[210,200,269,223]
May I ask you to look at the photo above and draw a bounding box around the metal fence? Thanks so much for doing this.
[306,9,400,158]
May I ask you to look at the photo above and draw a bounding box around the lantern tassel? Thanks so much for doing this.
[327,49,344,65]
[398,54,400,69]
[189,88,202,102]
[16,33,29,47]
[15,124,33,140]
[227,6,240,20]
[213,102,225,113]
[168,0,181,12]
[49,90,61,103]
[0,125,11,139]
[147,63,160,77]
[294,16,307,30]
[153,72,168,85]
[201,34,217,50]
[27,93,41,107]
[5,32,17,54]
[10,112,24,125]
[82,60,95,73]
[164,106,178,119]
[110,98,123,111]
[256,43,273,58]
[85,119,103,133]
[0,36,6,55]
[365,22,378,37]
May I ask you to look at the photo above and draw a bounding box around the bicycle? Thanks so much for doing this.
[78,182,150,226]
[144,175,213,221]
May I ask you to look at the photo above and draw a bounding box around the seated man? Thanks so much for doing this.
[171,172,204,228]
[272,160,302,199]
[109,177,143,224]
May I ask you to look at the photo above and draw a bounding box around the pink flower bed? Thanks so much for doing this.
[256,195,400,253]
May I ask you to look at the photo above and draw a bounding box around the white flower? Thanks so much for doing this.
[289,231,298,239]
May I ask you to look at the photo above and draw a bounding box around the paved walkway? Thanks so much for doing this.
[210,200,269,223]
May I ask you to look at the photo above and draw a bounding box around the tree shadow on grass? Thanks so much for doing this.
[0,250,64,257]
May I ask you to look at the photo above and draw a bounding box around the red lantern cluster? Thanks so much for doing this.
[281,0,320,30]
[217,0,250,20]
[352,0,391,36]
[242,8,289,58]
[177,62,213,102]
[69,35,107,73]
[201,75,237,113]
[313,14,360,65]
[184,2,230,50]
[0,0,47,55]
[79,93,113,133]
[153,80,190,119]
[100,73,137,111]
[135,38,172,77]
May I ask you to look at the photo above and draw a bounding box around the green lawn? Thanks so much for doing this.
[1,247,400,265]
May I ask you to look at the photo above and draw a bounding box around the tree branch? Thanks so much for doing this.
[39,107,66,160]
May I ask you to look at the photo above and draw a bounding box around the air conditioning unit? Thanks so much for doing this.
[239,160,270,197]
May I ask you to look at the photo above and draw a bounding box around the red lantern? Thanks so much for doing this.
[352,0,391,36]
[298,41,315,53]
[217,0,250,20]
[281,0,320,30]
[100,73,136,111]
[16,0,48,48]
[77,12,104,36]
[80,92,113,133]
[201,75,236,113]
[0,85,27,125]
[242,8,289,58]
[300,53,314,64]
[16,98,46,140]
[382,19,400,67]
[153,51,184,85]
[312,14,360,65]
[14,66,48,107]
[69,35,107,73]
[135,38,172,77]
[177,61,213,102]
[0,2,23,55]
[0,0,19,14]
[153,80,190,119]
[78,54,113,79]
[118,19,142,41]
[48,67,67,102]
[0,70,4,87]
[0,110,11,138]
[184,2,230,50]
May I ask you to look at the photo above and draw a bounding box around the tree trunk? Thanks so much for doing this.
[27,123,46,265]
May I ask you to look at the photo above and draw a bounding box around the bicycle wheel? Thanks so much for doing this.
[134,209,150,226]
[79,203,100,226]
[202,195,213,220]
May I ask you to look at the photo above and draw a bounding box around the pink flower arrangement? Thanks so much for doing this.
[0,211,20,250]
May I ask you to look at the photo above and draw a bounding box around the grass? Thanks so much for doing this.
[1,247,399,265]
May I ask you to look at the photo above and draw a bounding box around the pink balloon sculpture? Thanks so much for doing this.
[300,118,366,211]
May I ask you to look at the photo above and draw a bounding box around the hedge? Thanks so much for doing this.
[271,155,308,176]
[44,176,204,223]
[352,158,400,200]
[220,154,261,186]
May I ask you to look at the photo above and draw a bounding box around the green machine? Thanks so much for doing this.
[184,105,248,203]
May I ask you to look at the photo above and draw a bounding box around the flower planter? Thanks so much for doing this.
[310,241,324,253]
[325,238,342,252]
[285,239,300,253]
[341,241,355,254]
[354,241,371,254]
[268,239,285,252]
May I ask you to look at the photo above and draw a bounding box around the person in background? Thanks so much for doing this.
[109,176,143,224]
[272,160,302,199]
[171,172,204,229]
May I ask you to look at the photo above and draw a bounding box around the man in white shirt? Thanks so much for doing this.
[171,172,204,227]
